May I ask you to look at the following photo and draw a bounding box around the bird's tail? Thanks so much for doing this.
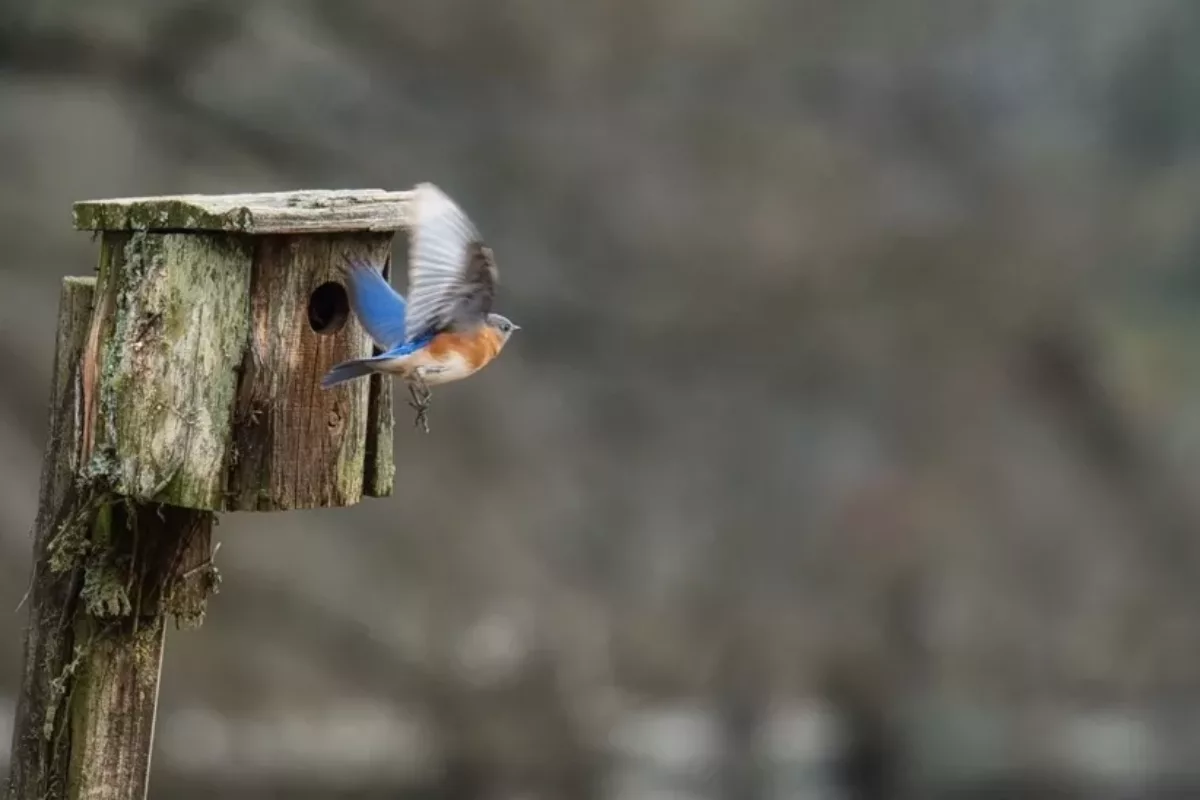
[321,358,380,389]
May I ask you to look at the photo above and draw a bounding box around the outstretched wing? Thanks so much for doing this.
[451,242,498,326]
[403,183,498,341]
[342,255,407,351]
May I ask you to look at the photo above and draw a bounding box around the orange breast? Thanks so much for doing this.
[427,327,502,371]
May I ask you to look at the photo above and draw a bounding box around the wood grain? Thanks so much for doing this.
[65,505,213,800]
[73,189,415,235]
[7,277,216,800]
[225,232,395,510]
[9,189,405,800]
[86,228,396,511]
[363,252,397,498]
[7,277,94,800]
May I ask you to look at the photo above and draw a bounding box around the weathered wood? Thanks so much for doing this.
[225,232,394,510]
[85,231,253,509]
[65,504,213,800]
[363,252,397,498]
[73,189,415,235]
[81,227,396,511]
[13,187,407,799]
[7,275,221,800]
[7,277,95,800]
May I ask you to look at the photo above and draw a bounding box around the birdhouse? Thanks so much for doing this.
[70,189,414,511]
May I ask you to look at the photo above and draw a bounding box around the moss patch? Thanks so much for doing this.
[93,231,252,509]
[73,198,253,233]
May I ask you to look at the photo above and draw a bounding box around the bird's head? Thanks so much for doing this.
[486,313,521,346]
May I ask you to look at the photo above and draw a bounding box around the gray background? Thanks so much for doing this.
[5,1,1200,798]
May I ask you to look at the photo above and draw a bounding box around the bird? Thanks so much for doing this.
[321,183,520,432]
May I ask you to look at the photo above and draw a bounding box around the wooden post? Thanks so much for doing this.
[8,276,98,800]
[7,190,412,800]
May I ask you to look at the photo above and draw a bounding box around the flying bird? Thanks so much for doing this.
[321,183,520,431]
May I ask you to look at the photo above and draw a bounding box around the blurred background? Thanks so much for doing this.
[5,1,1200,798]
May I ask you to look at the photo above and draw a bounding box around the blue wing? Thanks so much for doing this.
[343,255,408,350]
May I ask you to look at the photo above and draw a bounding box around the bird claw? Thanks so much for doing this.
[409,401,430,433]
[407,375,432,433]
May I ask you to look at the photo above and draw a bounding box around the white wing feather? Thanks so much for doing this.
[403,183,482,342]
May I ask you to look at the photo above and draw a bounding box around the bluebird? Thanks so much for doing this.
[321,183,520,431]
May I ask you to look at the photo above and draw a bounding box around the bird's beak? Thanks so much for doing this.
[512,324,522,331]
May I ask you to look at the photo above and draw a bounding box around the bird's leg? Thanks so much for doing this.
[406,371,432,433]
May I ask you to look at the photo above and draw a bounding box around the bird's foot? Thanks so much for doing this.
[407,375,432,433]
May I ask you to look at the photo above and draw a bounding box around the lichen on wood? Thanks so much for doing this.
[47,495,214,800]
[59,499,214,800]
[82,221,396,512]
[7,274,224,800]
[90,230,253,510]
[12,187,406,800]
